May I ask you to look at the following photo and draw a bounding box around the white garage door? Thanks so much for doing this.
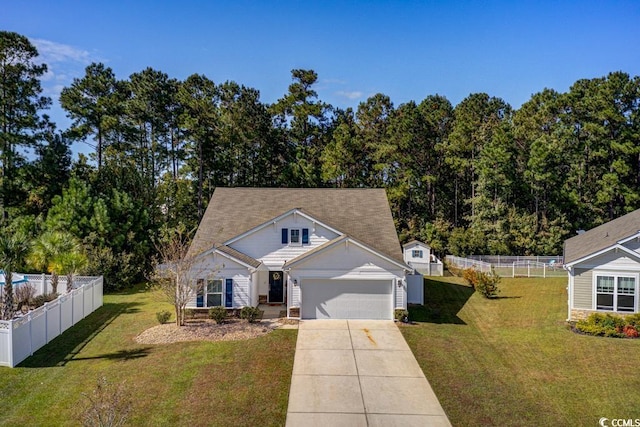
[301,279,393,320]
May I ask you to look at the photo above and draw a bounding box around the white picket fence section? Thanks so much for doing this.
[0,275,103,368]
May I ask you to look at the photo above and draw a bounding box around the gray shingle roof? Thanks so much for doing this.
[215,245,261,268]
[189,188,404,263]
[564,208,640,264]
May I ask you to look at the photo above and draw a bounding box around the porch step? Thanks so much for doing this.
[258,304,286,319]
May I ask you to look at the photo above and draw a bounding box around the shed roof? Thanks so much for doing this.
[188,188,404,263]
[564,208,640,264]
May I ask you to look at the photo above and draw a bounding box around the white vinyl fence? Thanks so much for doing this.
[409,262,444,276]
[445,255,492,273]
[0,275,103,368]
[446,255,566,278]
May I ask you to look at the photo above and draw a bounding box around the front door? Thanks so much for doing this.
[268,271,284,303]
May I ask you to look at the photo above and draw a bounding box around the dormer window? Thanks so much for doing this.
[281,227,310,246]
[290,229,301,246]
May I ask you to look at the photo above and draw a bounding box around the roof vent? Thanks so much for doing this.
[576,230,586,235]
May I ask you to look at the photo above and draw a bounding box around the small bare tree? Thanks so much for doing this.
[150,227,214,326]
[80,376,131,427]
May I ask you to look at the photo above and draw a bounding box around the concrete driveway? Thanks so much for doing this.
[286,320,451,427]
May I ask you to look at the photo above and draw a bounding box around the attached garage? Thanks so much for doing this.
[301,279,393,320]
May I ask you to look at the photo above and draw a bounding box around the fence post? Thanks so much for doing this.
[8,321,13,368]
[543,264,546,279]
[512,263,515,278]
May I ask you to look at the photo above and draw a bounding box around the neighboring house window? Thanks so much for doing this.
[207,279,223,307]
[596,275,636,312]
[412,250,423,258]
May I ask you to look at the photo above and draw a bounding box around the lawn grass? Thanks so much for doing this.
[400,276,640,426]
[0,285,297,426]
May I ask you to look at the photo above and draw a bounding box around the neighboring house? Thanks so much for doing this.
[564,208,640,321]
[402,240,443,305]
[402,240,443,276]
[186,188,411,320]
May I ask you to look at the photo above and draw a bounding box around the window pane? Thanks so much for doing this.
[290,229,300,243]
[207,294,222,307]
[618,295,635,312]
[596,293,614,310]
[617,277,635,295]
[596,276,614,293]
[208,279,222,293]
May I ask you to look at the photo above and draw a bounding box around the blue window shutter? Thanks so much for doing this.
[225,279,233,308]
[302,228,309,244]
[281,228,289,244]
[196,279,204,307]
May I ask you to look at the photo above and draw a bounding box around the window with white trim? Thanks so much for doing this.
[290,229,301,246]
[207,279,223,307]
[595,275,636,312]
[412,249,423,258]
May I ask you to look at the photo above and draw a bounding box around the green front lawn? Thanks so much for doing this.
[0,285,297,426]
[400,276,640,426]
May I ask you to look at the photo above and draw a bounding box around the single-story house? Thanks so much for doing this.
[186,188,411,320]
[564,208,640,320]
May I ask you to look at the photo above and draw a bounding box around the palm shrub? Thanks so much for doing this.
[0,232,30,320]
[28,231,77,294]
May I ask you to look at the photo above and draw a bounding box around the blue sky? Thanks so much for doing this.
[3,0,640,137]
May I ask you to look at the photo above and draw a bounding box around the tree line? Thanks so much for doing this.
[2,30,640,290]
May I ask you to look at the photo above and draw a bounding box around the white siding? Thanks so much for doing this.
[576,250,640,270]
[230,214,340,268]
[289,240,403,278]
[288,240,406,315]
[395,278,405,309]
[403,243,431,265]
[187,252,251,309]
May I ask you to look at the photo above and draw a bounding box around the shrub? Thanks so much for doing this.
[623,313,640,327]
[15,283,37,308]
[155,310,171,324]
[395,309,409,323]
[623,325,639,338]
[475,271,501,298]
[575,313,626,337]
[464,268,500,298]
[462,268,480,289]
[208,306,227,324]
[80,376,131,427]
[31,293,59,309]
[240,306,262,323]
